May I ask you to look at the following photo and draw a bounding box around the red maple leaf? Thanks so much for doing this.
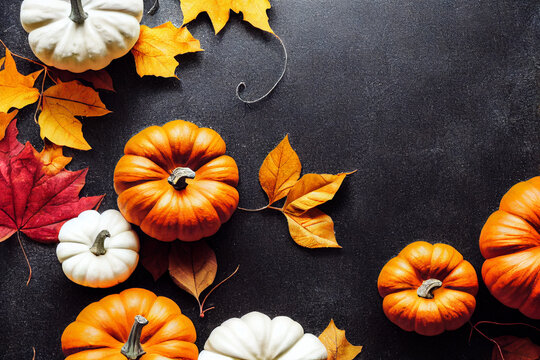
[0,119,103,282]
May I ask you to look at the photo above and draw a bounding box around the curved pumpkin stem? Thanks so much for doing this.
[69,0,88,24]
[121,315,148,360]
[168,167,196,190]
[417,279,442,299]
[89,230,110,256]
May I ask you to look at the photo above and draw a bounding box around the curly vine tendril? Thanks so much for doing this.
[236,34,288,104]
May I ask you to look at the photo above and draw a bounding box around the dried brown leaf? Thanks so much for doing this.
[492,336,540,360]
[169,240,217,301]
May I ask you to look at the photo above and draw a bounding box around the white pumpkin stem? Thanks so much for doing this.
[89,230,110,256]
[69,0,88,24]
[417,278,443,299]
[121,315,148,360]
[168,167,196,190]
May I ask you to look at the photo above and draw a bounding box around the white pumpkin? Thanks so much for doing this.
[56,209,139,288]
[199,312,328,360]
[20,0,143,73]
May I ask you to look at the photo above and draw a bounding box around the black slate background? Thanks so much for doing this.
[1,0,540,359]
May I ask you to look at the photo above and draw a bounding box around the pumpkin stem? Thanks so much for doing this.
[69,0,88,24]
[417,278,442,299]
[89,230,110,256]
[121,315,148,360]
[168,167,196,190]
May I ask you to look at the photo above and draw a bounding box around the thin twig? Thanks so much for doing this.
[237,205,269,212]
[236,34,288,104]
[469,322,505,360]
[474,321,540,333]
[267,205,283,211]
[200,265,240,317]
[32,347,36,360]
[16,232,32,286]
[147,0,159,15]
[0,39,46,68]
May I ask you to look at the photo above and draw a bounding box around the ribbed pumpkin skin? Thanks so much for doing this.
[114,120,239,242]
[479,177,540,319]
[377,242,478,336]
[61,288,198,360]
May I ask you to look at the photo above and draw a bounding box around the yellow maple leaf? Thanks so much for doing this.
[0,49,42,113]
[180,0,273,34]
[131,22,203,78]
[0,110,18,141]
[36,140,72,176]
[319,320,363,360]
[38,80,110,150]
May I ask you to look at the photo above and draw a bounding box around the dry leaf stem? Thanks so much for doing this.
[237,205,283,212]
[468,321,540,360]
[16,232,32,286]
[199,265,240,318]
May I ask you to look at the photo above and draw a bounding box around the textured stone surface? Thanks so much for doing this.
[0,0,539,359]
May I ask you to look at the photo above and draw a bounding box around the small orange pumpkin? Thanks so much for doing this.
[479,177,540,319]
[377,241,478,336]
[61,288,198,360]
[114,120,239,242]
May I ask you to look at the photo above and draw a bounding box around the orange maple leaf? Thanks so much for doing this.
[36,140,72,176]
[131,22,203,78]
[38,80,111,150]
[319,320,363,360]
[180,0,274,34]
[0,49,42,113]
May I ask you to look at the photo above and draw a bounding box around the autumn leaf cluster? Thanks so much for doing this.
[0,46,111,150]
[246,135,355,248]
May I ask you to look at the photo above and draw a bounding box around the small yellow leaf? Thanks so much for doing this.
[38,80,110,150]
[259,134,301,205]
[180,0,273,34]
[37,140,72,176]
[0,110,18,141]
[0,49,42,113]
[284,208,341,248]
[284,173,350,215]
[319,319,363,360]
[131,22,203,78]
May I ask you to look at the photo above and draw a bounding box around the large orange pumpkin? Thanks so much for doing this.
[479,177,540,319]
[114,120,239,242]
[377,241,478,336]
[61,288,198,360]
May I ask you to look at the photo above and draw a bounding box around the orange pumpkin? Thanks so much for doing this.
[479,177,540,319]
[114,120,239,242]
[377,241,478,336]
[61,288,198,360]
